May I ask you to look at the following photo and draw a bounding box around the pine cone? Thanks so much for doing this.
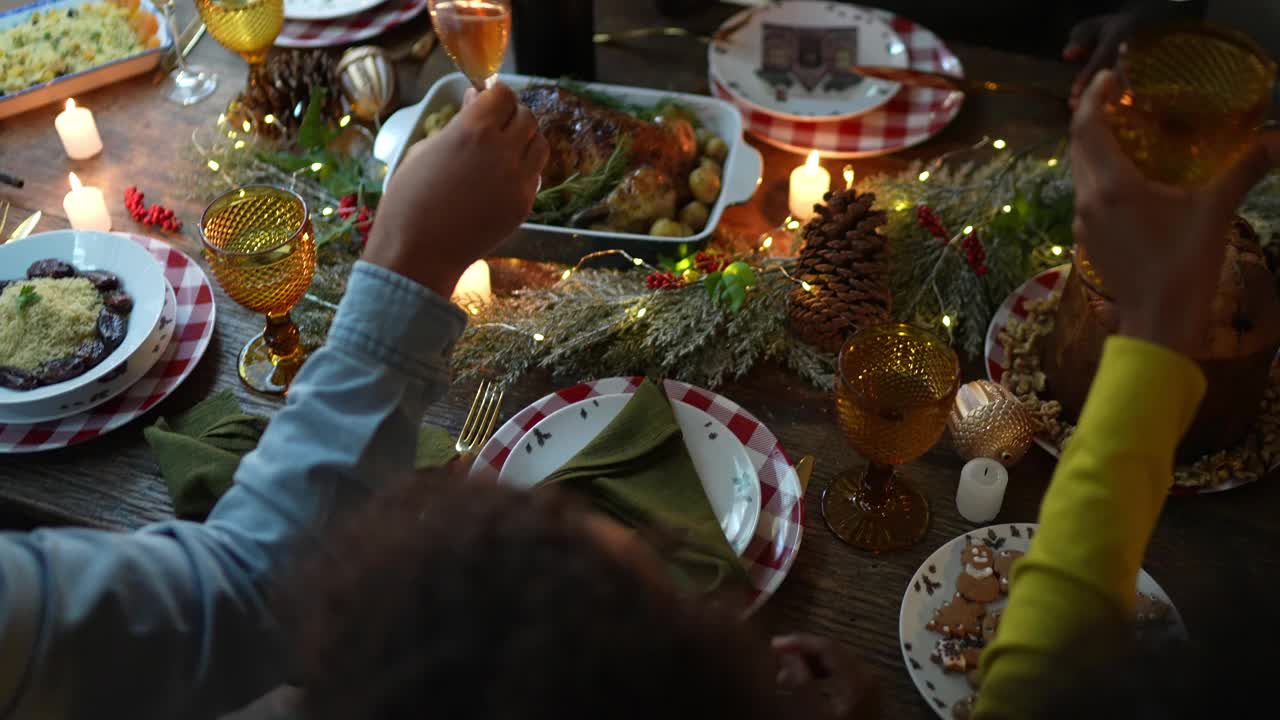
[788,189,893,353]
[237,50,342,139]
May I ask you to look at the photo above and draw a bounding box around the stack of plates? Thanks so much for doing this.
[278,0,427,48]
[708,1,966,158]
[0,232,217,454]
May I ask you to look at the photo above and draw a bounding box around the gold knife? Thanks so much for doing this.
[6,211,41,243]
[851,65,1066,102]
[796,455,815,496]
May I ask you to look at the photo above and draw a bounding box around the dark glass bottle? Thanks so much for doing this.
[512,0,597,80]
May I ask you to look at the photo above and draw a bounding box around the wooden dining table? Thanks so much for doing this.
[4,1,1280,717]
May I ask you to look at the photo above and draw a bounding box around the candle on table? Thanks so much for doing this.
[54,99,104,160]
[956,458,1009,523]
[788,150,830,221]
[62,172,111,232]
[452,259,492,311]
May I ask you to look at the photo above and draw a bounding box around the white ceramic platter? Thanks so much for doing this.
[0,0,171,120]
[284,0,386,22]
[0,230,168,422]
[499,393,762,555]
[899,523,1183,718]
[707,1,907,122]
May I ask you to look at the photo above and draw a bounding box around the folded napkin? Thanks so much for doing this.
[538,380,748,595]
[144,390,455,518]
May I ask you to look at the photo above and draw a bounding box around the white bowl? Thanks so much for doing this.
[375,73,764,255]
[0,231,167,421]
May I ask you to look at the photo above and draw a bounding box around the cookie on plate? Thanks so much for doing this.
[993,549,1023,594]
[927,591,985,639]
[957,543,1001,603]
[931,637,982,673]
[981,609,1002,642]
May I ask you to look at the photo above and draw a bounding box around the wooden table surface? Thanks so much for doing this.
[3,2,1279,717]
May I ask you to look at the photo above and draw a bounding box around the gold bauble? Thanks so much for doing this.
[337,46,396,122]
[948,380,1038,466]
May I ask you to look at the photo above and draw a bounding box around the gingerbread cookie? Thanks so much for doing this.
[993,549,1023,594]
[981,609,1002,642]
[931,638,982,674]
[956,543,1001,603]
[927,591,985,639]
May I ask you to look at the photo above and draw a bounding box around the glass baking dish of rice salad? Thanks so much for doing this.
[0,0,171,120]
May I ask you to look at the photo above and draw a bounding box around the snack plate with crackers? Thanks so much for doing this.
[898,524,1183,719]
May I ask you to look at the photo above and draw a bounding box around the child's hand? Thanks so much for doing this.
[1070,70,1280,355]
[365,83,549,297]
[772,634,881,720]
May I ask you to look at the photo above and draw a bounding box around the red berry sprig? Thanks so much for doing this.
[960,230,989,276]
[338,194,374,246]
[692,251,730,273]
[645,271,684,290]
[916,204,948,243]
[124,186,182,233]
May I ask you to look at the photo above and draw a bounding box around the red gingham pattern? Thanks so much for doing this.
[275,0,427,48]
[0,234,217,454]
[473,377,804,614]
[711,12,964,158]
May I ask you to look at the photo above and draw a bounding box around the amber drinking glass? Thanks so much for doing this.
[1107,22,1275,188]
[824,324,960,553]
[429,0,512,90]
[200,186,315,395]
[195,0,284,69]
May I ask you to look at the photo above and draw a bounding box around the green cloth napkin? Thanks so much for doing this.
[538,379,748,595]
[144,390,455,518]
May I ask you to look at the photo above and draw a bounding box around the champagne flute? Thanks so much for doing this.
[156,0,218,105]
[195,0,284,79]
[429,0,512,91]
[824,324,960,553]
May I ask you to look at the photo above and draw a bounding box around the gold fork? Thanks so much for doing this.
[456,379,505,455]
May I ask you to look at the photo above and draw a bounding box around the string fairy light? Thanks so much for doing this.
[992,138,1008,150]
[918,170,931,182]
[1001,204,1012,214]
[1051,245,1064,256]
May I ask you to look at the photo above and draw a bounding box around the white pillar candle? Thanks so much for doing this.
[956,458,1009,524]
[788,150,830,221]
[54,99,104,160]
[62,172,111,232]
[451,259,492,310]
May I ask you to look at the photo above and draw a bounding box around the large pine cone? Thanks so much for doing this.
[237,50,342,139]
[787,189,893,353]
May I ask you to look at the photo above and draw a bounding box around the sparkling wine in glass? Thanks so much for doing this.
[156,0,218,105]
[429,0,512,90]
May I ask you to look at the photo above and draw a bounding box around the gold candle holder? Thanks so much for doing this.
[200,186,315,395]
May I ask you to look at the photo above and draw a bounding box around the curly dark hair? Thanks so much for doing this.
[285,465,785,720]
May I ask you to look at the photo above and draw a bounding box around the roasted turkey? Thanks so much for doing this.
[519,86,700,233]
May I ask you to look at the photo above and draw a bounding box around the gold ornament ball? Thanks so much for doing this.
[337,46,397,122]
[948,380,1038,466]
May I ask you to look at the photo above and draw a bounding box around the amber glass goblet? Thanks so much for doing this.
[200,186,315,395]
[1107,22,1275,188]
[824,324,960,553]
[195,0,284,73]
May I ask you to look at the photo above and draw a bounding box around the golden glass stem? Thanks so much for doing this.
[262,311,301,360]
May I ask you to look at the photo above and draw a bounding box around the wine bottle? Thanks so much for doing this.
[511,0,596,80]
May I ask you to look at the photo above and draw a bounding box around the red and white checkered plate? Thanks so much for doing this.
[711,10,964,158]
[985,264,1272,495]
[472,376,804,613]
[0,234,216,454]
[276,0,427,49]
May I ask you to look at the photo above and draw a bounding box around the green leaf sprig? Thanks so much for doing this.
[15,284,39,311]
[703,261,756,313]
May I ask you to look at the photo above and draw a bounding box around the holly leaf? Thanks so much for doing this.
[722,261,756,286]
[297,88,338,151]
[704,270,723,300]
[15,284,39,311]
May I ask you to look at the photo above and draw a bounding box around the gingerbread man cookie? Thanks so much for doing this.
[927,591,985,639]
[956,543,1001,603]
[981,609,1002,642]
[993,549,1023,594]
[931,638,982,673]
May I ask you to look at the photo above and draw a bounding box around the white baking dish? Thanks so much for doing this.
[374,72,763,261]
[0,0,172,120]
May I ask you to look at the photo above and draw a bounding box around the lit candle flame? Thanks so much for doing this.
[805,150,820,173]
[68,172,83,192]
[65,98,77,112]
[843,164,855,190]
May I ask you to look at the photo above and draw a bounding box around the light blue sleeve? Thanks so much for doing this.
[0,261,465,720]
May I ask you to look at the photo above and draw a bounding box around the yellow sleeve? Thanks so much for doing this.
[974,336,1206,719]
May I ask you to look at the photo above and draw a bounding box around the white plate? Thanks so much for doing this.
[284,0,386,21]
[0,230,168,421]
[0,0,171,120]
[707,1,907,122]
[499,393,762,555]
[899,523,1184,718]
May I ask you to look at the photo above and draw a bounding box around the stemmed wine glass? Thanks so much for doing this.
[156,0,218,105]
[195,0,284,83]
[428,0,512,91]
[200,186,316,395]
[824,324,960,553]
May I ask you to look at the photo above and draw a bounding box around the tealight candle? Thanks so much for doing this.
[788,150,830,221]
[452,259,492,309]
[54,99,103,160]
[956,458,1009,524]
[62,172,111,232]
